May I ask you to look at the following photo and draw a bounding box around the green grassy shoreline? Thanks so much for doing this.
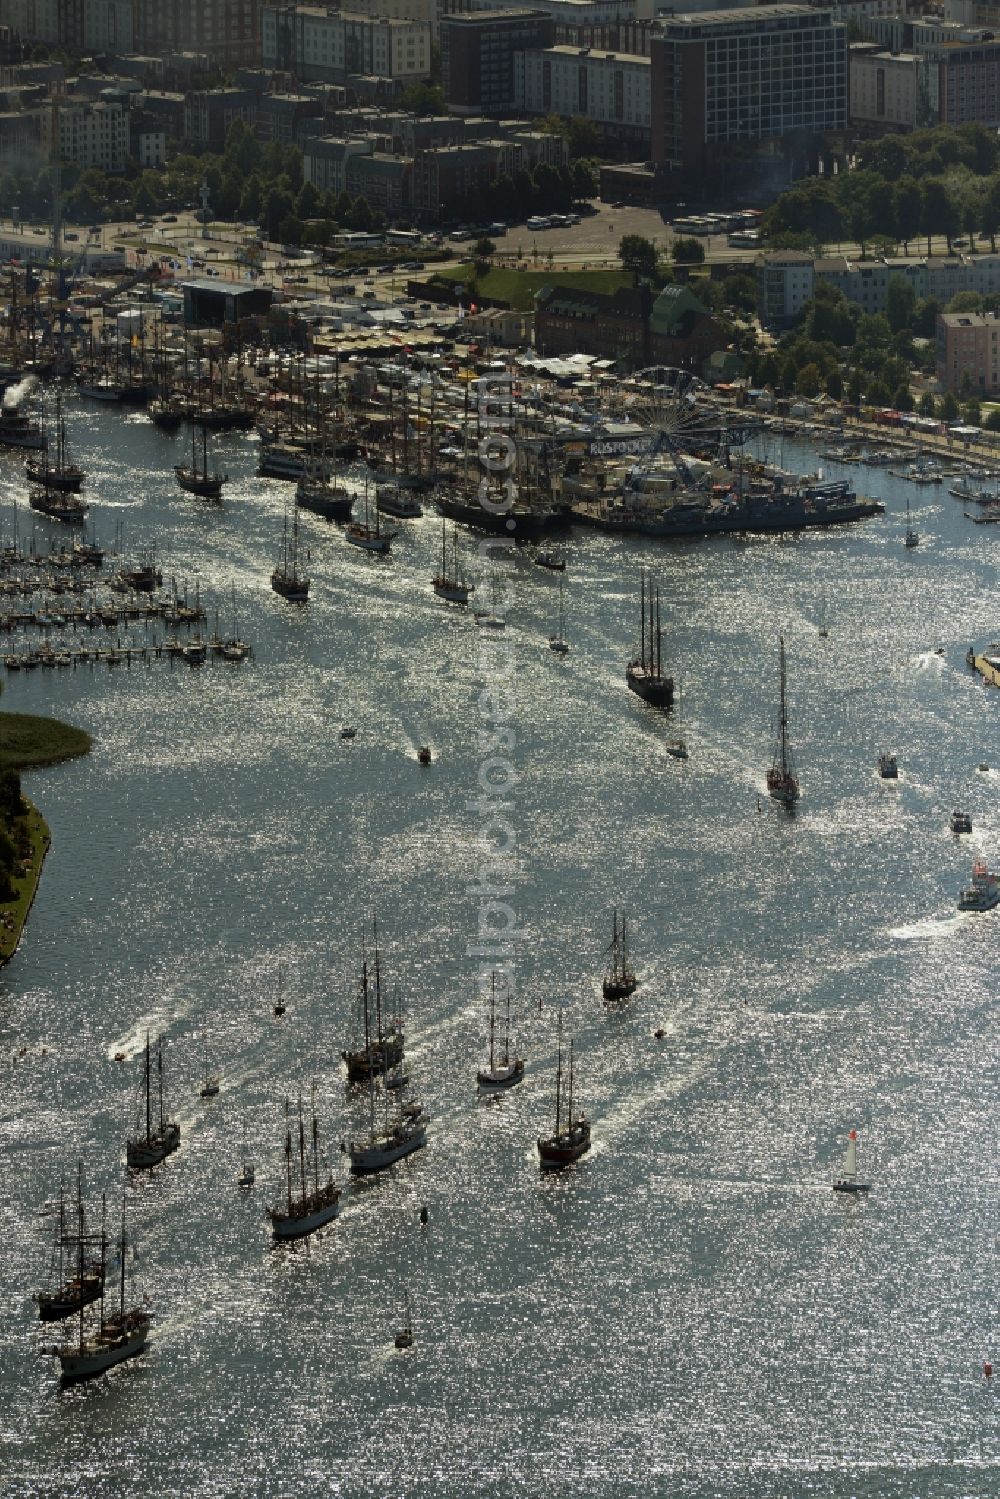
[0,712,92,967]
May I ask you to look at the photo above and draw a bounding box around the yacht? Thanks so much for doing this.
[877,753,898,779]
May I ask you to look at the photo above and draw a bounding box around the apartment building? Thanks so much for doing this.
[47,97,129,171]
[261,6,432,83]
[514,44,651,145]
[440,10,554,114]
[303,134,377,195]
[937,309,1000,392]
[135,1,261,69]
[410,143,498,214]
[650,7,847,175]
[849,46,935,130]
[755,251,815,329]
[183,87,257,152]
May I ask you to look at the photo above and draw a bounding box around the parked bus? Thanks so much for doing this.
[386,228,423,247]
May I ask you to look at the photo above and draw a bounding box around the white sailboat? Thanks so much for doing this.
[268,1086,341,1240]
[832,1127,870,1193]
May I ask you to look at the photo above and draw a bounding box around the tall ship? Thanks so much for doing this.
[626,570,673,707]
[34,1164,105,1322]
[537,1018,591,1170]
[25,391,84,491]
[47,1192,151,1383]
[268,1087,341,1240]
[126,1033,181,1169]
[342,924,404,1084]
[347,927,428,1176]
[29,487,87,524]
[602,908,638,1003]
[476,972,524,1090]
[174,422,227,499]
[432,521,474,604]
[766,636,800,807]
[271,509,310,601]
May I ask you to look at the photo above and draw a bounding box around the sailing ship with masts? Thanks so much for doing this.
[627,570,674,707]
[126,1032,181,1169]
[602,908,638,1002]
[432,520,474,603]
[537,1015,591,1169]
[476,971,525,1090]
[174,419,228,499]
[28,484,88,524]
[346,925,428,1175]
[47,1190,151,1383]
[268,1086,341,1240]
[345,480,394,553]
[271,507,310,601]
[25,390,84,491]
[766,635,800,807]
[296,377,354,521]
[341,924,404,1083]
[34,1163,105,1322]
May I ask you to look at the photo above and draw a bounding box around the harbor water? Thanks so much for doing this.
[0,403,997,1497]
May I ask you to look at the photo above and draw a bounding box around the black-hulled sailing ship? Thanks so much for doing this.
[28,485,87,524]
[347,927,428,1175]
[48,1191,151,1383]
[476,971,524,1090]
[126,1032,181,1169]
[271,508,310,601]
[174,421,227,498]
[626,570,674,707]
[537,1016,591,1170]
[766,635,800,807]
[25,392,84,491]
[34,1163,105,1322]
[268,1086,341,1240]
[341,924,404,1083]
[602,908,638,1003]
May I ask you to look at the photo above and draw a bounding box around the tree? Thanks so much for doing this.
[985,407,1000,431]
[571,159,596,198]
[239,174,263,223]
[892,383,914,412]
[922,178,958,253]
[894,177,923,252]
[940,390,959,420]
[224,117,261,176]
[796,363,822,399]
[473,235,495,262]
[886,275,916,335]
[295,181,321,221]
[567,116,600,159]
[963,398,982,425]
[672,236,705,264]
[399,81,445,116]
[918,391,937,417]
[825,368,843,400]
[619,233,658,279]
[948,290,983,312]
[983,174,1000,252]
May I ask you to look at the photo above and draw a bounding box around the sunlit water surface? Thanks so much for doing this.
[0,407,997,1497]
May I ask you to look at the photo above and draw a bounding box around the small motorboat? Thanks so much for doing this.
[534,550,565,572]
[340,727,357,740]
[832,1128,870,1194]
[958,857,1000,911]
[979,761,990,772]
[394,1327,414,1350]
[417,746,431,765]
[237,1162,255,1190]
[951,810,973,834]
[877,753,898,779]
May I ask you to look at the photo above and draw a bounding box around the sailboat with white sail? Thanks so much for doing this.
[476,972,525,1090]
[268,1086,341,1240]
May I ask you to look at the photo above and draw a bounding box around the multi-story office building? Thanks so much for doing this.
[440,10,554,114]
[135,1,262,70]
[650,7,847,175]
[514,44,650,146]
[849,45,934,130]
[261,6,432,84]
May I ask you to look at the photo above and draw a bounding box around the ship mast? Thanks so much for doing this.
[779,635,789,776]
[640,571,646,671]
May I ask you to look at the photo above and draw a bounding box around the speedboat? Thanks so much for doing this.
[958,857,1000,911]
[950,811,973,834]
[877,753,898,779]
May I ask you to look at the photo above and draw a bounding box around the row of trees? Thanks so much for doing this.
[0,768,27,905]
[442,159,595,231]
[766,124,1000,256]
